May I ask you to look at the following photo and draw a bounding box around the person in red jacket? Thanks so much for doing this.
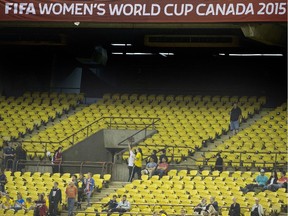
[52,147,63,173]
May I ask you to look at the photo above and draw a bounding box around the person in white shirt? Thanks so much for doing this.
[251,198,264,216]
[108,195,130,215]
[127,143,136,182]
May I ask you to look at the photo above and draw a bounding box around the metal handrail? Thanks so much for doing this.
[16,116,159,154]
[15,160,113,175]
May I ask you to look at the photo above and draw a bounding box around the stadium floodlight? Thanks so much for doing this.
[111,43,132,46]
[74,22,80,26]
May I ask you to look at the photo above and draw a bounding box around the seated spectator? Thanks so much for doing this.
[269,171,288,192]
[250,198,264,216]
[159,149,168,164]
[194,198,217,216]
[240,169,268,194]
[1,194,13,209]
[263,171,278,190]
[108,195,130,216]
[229,197,240,216]
[34,193,48,216]
[152,157,169,178]
[194,198,208,215]
[141,157,157,177]
[11,192,25,212]
[149,150,158,164]
[180,208,187,216]
[207,196,218,215]
[159,210,168,216]
[25,197,33,211]
[102,195,118,212]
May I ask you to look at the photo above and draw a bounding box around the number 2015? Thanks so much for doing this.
[257,2,286,15]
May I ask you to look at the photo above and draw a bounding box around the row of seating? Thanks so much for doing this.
[24,94,264,162]
[94,170,286,216]
[212,104,287,167]
[103,93,266,104]
[0,93,83,148]
[4,171,110,206]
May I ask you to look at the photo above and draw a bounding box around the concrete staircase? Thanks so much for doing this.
[91,181,129,202]
[180,108,273,170]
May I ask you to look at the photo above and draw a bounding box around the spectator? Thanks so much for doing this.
[159,149,168,164]
[194,198,208,215]
[12,192,25,212]
[269,171,288,192]
[108,195,130,215]
[208,196,219,215]
[71,174,79,188]
[1,194,13,209]
[77,173,86,203]
[240,169,268,194]
[263,171,278,190]
[52,147,63,173]
[66,181,78,216]
[84,172,95,207]
[149,150,158,164]
[141,157,157,178]
[0,168,7,193]
[25,197,33,211]
[180,209,187,216]
[251,198,264,216]
[159,210,168,216]
[229,102,242,135]
[48,182,62,216]
[129,148,143,182]
[127,143,136,182]
[152,157,169,178]
[34,193,48,216]
[15,142,27,171]
[215,153,223,172]
[102,195,118,212]
[229,197,240,216]
[3,142,16,171]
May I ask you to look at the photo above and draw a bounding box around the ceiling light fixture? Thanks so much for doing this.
[111,43,132,46]
[126,52,153,55]
[159,53,174,57]
[229,54,283,57]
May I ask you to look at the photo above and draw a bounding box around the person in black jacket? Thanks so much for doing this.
[159,149,168,164]
[263,171,278,190]
[229,197,240,216]
[102,195,118,212]
[149,150,158,164]
[15,143,27,171]
[215,153,223,172]
[49,182,62,216]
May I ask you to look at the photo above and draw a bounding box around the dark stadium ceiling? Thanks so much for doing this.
[0,23,286,56]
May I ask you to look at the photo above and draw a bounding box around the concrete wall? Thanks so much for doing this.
[62,130,112,174]
[104,129,156,148]
[62,128,156,178]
